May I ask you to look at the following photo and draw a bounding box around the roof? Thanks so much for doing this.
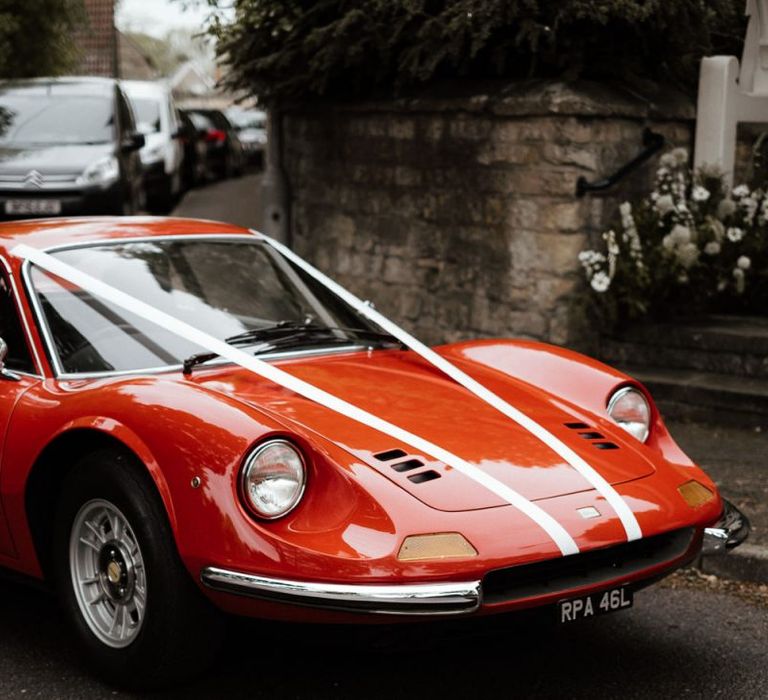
[121,79,173,99]
[0,76,118,97]
[0,216,253,252]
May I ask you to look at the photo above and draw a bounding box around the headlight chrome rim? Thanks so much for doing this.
[240,439,307,520]
[606,386,651,443]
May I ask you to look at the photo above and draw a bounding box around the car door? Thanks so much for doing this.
[0,262,41,556]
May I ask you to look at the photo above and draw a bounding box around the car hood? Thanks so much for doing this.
[193,349,656,512]
[0,142,114,176]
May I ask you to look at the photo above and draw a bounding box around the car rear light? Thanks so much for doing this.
[205,129,226,143]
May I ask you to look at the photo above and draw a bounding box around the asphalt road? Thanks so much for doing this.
[0,574,765,699]
[172,172,263,229]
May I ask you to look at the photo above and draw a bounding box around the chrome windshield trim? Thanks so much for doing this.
[200,566,482,616]
[20,233,367,379]
[51,344,370,381]
[0,254,44,377]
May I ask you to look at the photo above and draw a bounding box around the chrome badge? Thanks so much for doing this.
[23,170,44,189]
[577,506,601,519]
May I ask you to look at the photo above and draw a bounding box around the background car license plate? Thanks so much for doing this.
[558,587,633,623]
[5,199,62,215]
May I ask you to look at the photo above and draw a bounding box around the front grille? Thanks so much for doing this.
[483,527,696,604]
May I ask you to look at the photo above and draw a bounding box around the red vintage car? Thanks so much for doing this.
[0,217,748,688]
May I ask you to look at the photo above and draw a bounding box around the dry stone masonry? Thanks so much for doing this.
[283,81,693,347]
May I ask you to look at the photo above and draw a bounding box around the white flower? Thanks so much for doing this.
[733,267,746,294]
[726,226,745,242]
[737,255,751,270]
[704,241,721,255]
[732,184,750,198]
[659,153,675,169]
[717,198,736,219]
[670,224,692,244]
[619,202,632,218]
[662,234,675,250]
[654,194,675,215]
[741,196,758,225]
[671,147,689,166]
[677,242,700,269]
[590,271,611,293]
[692,185,710,202]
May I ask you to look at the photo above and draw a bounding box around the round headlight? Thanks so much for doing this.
[241,440,306,519]
[607,387,651,443]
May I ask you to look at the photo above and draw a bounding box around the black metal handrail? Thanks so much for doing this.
[575,128,666,197]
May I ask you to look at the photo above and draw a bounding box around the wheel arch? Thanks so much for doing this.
[25,423,177,581]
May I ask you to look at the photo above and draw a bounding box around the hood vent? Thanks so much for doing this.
[391,459,423,473]
[374,449,407,461]
[565,422,620,451]
[408,470,441,484]
[372,448,443,485]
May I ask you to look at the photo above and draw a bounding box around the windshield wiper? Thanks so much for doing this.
[182,321,404,375]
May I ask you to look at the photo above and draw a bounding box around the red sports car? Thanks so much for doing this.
[0,217,747,688]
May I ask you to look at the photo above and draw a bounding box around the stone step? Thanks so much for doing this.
[601,316,768,379]
[622,366,768,428]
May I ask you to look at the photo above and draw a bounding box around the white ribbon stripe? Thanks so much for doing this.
[256,231,643,543]
[14,242,581,556]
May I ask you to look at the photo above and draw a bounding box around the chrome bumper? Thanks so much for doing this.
[200,566,481,616]
[703,499,750,555]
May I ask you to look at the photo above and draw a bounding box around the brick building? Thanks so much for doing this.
[74,0,118,77]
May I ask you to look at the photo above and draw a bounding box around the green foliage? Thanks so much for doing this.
[205,0,745,101]
[0,0,85,79]
[580,150,768,329]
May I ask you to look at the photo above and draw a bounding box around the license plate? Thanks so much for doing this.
[5,199,62,215]
[558,587,633,623]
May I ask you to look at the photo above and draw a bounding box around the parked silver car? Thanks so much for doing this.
[123,80,183,211]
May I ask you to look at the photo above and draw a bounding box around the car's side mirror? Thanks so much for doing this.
[170,126,183,139]
[0,338,19,381]
[121,132,145,153]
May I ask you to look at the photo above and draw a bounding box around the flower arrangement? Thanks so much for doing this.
[579,147,768,327]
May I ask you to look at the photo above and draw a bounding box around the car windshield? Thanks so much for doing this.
[0,90,114,145]
[29,238,376,375]
[132,98,161,134]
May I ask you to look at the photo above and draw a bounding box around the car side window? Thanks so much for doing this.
[0,269,34,373]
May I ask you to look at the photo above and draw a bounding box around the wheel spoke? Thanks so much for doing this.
[89,591,106,606]
[79,536,100,552]
[84,520,105,543]
[108,605,120,635]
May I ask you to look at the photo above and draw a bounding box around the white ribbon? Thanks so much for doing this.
[256,231,643,543]
[14,242,580,556]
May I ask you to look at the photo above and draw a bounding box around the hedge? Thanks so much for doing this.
[208,0,746,101]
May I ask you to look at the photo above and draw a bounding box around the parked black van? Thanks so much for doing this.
[0,77,145,217]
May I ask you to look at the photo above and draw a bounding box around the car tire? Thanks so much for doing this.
[53,448,224,690]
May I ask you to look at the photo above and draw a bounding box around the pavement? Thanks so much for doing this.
[171,172,263,228]
[666,420,768,583]
[0,571,765,698]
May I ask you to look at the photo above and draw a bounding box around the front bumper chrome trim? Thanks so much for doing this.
[703,499,750,555]
[200,566,482,616]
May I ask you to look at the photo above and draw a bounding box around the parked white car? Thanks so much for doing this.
[122,80,183,211]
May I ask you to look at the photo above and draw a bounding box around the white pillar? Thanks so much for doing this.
[694,56,740,184]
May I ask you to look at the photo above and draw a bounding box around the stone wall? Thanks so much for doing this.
[282,82,694,348]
